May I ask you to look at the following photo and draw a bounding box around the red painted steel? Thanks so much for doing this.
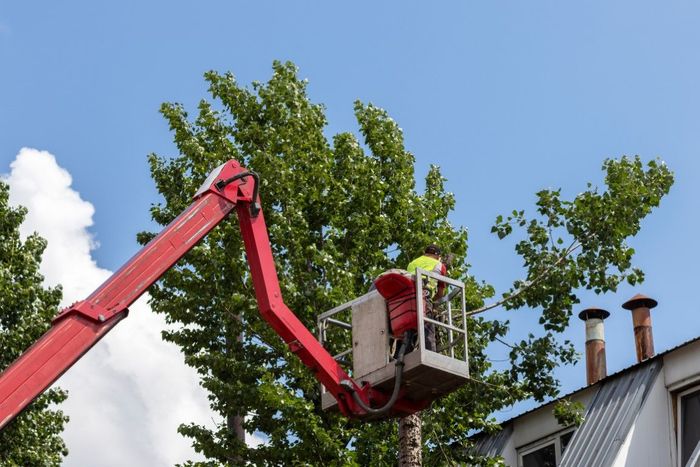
[0,315,123,428]
[236,202,425,418]
[0,159,424,430]
[0,163,240,429]
[374,272,419,337]
[236,203,361,416]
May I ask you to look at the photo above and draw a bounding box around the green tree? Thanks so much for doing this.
[0,181,68,466]
[142,61,673,465]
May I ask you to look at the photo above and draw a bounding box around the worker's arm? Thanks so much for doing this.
[434,262,448,300]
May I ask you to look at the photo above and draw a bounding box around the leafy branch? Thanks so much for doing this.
[467,239,582,316]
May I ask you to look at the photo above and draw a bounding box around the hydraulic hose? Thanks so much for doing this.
[340,330,413,416]
[215,171,261,216]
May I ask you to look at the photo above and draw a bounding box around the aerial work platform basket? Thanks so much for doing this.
[318,268,469,414]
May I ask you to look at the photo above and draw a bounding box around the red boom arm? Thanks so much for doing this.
[0,160,420,430]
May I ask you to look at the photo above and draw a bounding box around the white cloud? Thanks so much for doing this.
[3,148,216,466]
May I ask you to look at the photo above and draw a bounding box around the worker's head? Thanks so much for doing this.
[424,244,442,258]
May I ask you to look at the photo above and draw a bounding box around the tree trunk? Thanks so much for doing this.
[225,413,245,465]
[229,329,246,443]
[226,329,246,463]
[227,413,246,442]
[398,412,422,466]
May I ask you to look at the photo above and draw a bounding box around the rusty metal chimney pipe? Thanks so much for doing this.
[578,308,610,385]
[622,294,658,362]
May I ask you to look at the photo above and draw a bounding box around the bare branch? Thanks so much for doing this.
[494,336,517,349]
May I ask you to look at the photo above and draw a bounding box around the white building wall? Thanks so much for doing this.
[510,387,595,450]
[663,340,700,467]
[496,387,594,466]
[664,340,700,390]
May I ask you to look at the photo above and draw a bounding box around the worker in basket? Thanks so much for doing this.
[406,244,447,351]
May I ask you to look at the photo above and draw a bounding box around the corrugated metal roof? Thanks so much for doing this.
[495,334,700,427]
[472,424,513,459]
[560,359,662,467]
[470,335,700,461]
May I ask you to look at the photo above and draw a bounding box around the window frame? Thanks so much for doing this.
[517,428,577,467]
[676,385,700,467]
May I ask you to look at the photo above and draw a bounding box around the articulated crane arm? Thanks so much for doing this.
[0,160,422,430]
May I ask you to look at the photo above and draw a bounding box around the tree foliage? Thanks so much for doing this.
[142,61,673,465]
[553,399,585,428]
[0,181,68,466]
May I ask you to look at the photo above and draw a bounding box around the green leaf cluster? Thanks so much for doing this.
[490,156,673,403]
[142,61,477,466]
[0,181,68,466]
[553,399,585,428]
[143,61,673,465]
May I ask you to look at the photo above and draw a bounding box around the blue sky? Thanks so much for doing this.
[1,0,700,461]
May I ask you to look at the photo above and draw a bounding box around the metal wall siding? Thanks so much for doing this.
[560,360,662,467]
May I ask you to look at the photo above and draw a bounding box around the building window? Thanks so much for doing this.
[518,429,575,467]
[678,386,700,466]
[521,442,555,467]
[560,430,574,455]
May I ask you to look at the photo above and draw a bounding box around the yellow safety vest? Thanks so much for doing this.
[407,255,441,291]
